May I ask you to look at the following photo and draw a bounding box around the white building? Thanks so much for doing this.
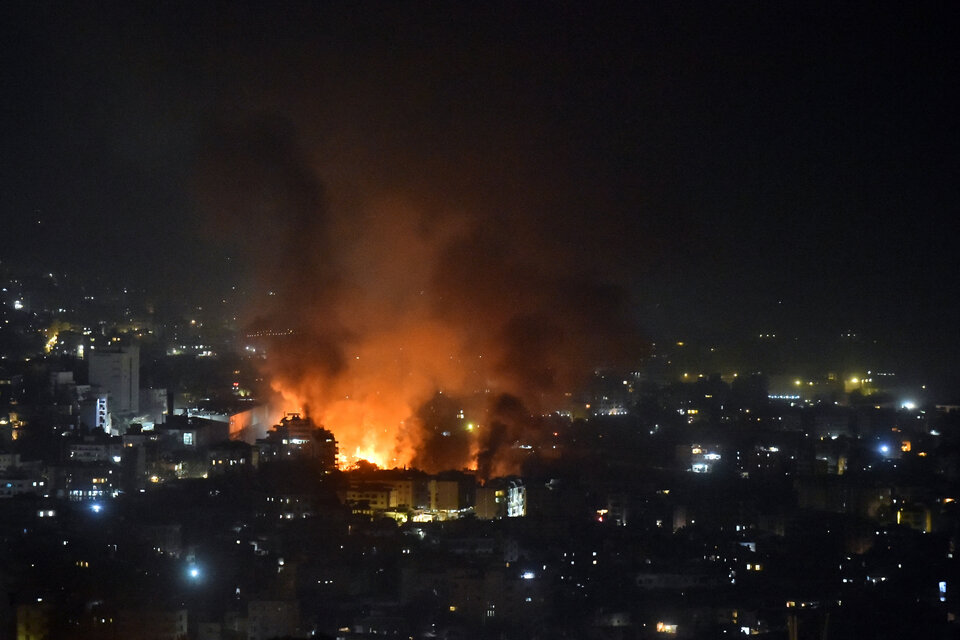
[507,480,526,518]
[89,345,140,415]
[67,441,123,464]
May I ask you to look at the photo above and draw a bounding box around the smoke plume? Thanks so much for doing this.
[198,113,644,476]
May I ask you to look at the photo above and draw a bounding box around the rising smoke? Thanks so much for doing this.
[197,113,645,477]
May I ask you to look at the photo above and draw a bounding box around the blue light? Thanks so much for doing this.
[879,445,889,454]
[189,566,200,579]
[90,503,102,513]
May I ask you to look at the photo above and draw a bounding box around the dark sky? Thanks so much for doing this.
[2,2,958,378]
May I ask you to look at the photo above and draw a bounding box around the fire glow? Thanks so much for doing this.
[199,117,642,475]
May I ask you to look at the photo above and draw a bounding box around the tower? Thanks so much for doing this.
[88,345,140,416]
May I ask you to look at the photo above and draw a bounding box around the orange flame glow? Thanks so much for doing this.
[224,176,642,475]
[269,285,487,471]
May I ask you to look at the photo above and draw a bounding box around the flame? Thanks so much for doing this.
[199,118,644,478]
[263,215,502,468]
[346,446,388,469]
[249,196,640,476]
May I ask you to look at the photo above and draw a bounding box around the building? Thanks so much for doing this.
[208,440,257,474]
[227,403,273,442]
[88,345,139,417]
[0,452,21,472]
[79,393,111,432]
[66,434,123,464]
[475,483,507,519]
[160,415,230,450]
[115,608,188,640]
[139,387,168,426]
[17,601,52,640]
[0,477,46,498]
[47,463,118,500]
[256,413,338,471]
[429,479,461,512]
[343,484,394,516]
[506,479,526,517]
[247,600,299,640]
[475,478,525,520]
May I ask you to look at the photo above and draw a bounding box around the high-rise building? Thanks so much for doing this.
[88,345,139,415]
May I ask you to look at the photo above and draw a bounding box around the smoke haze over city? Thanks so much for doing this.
[196,113,644,472]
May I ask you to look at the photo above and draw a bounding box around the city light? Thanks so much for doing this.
[0,5,954,638]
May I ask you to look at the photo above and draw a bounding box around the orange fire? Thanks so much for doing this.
[270,309,485,470]
[248,195,639,476]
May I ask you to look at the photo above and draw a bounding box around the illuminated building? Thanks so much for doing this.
[343,484,394,516]
[677,444,722,473]
[255,413,338,471]
[844,375,877,396]
[66,436,123,464]
[161,415,230,450]
[88,345,140,418]
[429,479,461,512]
[75,387,112,433]
[430,472,473,513]
[475,483,507,519]
[344,474,424,516]
[17,601,52,640]
[227,403,273,442]
[264,493,315,520]
[0,477,46,498]
[656,621,678,633]
[207,440,257,474]
[474,476,526,519]
[896,503,933,533]
[138,387,168,426]
[380,478,417,508]
[506,479,526,517]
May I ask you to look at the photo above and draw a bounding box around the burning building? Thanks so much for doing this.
[198,115,645,477]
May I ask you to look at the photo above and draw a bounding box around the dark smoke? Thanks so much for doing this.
[196,114,352,383]
[475,393,530,481]
[196,112,646,475]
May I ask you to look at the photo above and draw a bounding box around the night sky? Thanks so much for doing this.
[2,3,958,383]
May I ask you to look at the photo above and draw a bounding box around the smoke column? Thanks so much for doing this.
[198,114,644,476]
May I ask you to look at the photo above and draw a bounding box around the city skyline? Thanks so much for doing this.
[2,6,959,637]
